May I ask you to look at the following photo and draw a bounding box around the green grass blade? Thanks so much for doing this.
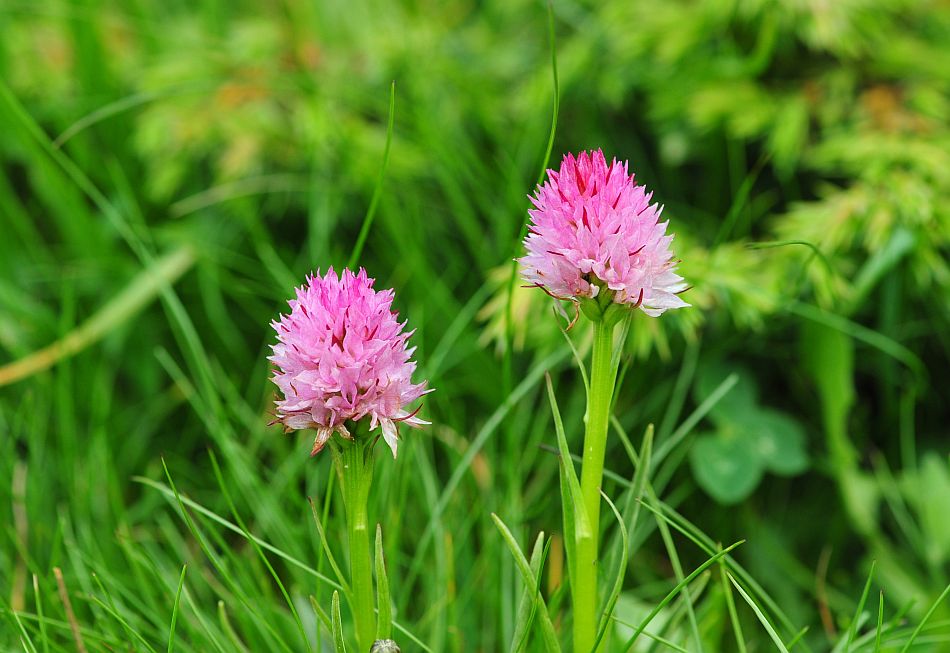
[621,541,744,651]
[606,616,691,652]
[491,515,561,652]
[207,450,313,652]
[607,421,651,547]
[652,373,738,471]
[787,627,809,650]
[331,591,348,653]
[502,0,560,387]
[897,581,950,653]
[348,81,395,269]
[649,483,704,653]
[137,476,342,589]
[788,302,926,386]
[844,561,876,652]
[409,347,570,580]
[308,498,353,599]
[90,571,159,653]
[874,592,884,653]
[159,460,295,653]
[166,565,187,653]
[10,610,38,653]
[720,559,748,653]
[559,326,590,399]
[546,372,591,542]
[558,453,578,593]
[0,246,194,387]
[217,601,250,653]
[510,532,546,653]
[633,490,804,643]
[375,524,393,641]
[181,588,229,653]
[309,595,333,635]
[87,593,159,653]
[657,338,701,442]
[592,490,627,651]
[728,573,789,653]
[31,575,48,653]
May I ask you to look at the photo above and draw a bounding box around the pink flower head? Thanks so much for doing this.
[269,267,430,458]
[519,150,688,317]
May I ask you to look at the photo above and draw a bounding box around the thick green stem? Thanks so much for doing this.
[574,318,618,653]
[338,439,376,651]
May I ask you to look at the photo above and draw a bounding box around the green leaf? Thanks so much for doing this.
[308,498,352,599]
[593,491,628,651]
[719,559,747,653]
[557,457,578,591]
[546,372,591,585]
[848,227,916,313]
[167,565,187,653]
[621,541,745,651]
[727,573,790,653]
[843,561,876,652]
[737,409,809,476]
[309,595,333,636]
[375,525,393,641]
[690,433,763,504]
[331,591,348,653]
[616,423,653,554]
[896,581,950,653]
[347,81,395,269]
[491,514,562,652]
[510,532,547,653]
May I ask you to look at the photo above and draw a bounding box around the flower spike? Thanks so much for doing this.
[518,150,689,317]
[269,267,430,458]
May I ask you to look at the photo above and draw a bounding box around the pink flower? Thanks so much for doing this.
[519,150,688,317]
[269,268,430,458]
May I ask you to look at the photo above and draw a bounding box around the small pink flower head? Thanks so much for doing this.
[519,150,688,318]
[269,267,430,458]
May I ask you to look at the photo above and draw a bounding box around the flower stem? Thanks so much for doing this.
[574,318,618,653]
[337,438,376,651]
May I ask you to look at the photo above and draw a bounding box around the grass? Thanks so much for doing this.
[2,0,950,651]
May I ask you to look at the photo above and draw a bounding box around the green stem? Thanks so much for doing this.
[336,438,376,651]
[574,318,618,653]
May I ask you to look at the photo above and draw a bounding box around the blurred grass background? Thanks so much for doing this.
[1,0,949,650]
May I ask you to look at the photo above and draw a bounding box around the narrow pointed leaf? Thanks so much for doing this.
[896,581,950,653]
[727,573,790,653]
[331,591,348,653]
[547,374,589,531]
[308,497,352,599]
[510,532,547,653]
[492,514,561,652]
[375,525,393,641]
[167,565,187,653]
[843,561,876,652]
[622,541,744,651]
[593,490,628,650]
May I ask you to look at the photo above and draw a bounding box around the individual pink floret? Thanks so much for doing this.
[519,150,688,317]
[269,267,430,458]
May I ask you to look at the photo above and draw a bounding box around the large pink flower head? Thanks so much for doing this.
[269,267,430,458]
[519,149,688,318]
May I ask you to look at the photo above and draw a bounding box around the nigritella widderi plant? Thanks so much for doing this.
[520,149,688,653]
[270,267,430,652]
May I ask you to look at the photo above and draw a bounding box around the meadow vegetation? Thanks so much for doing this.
[1,0,949,651]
